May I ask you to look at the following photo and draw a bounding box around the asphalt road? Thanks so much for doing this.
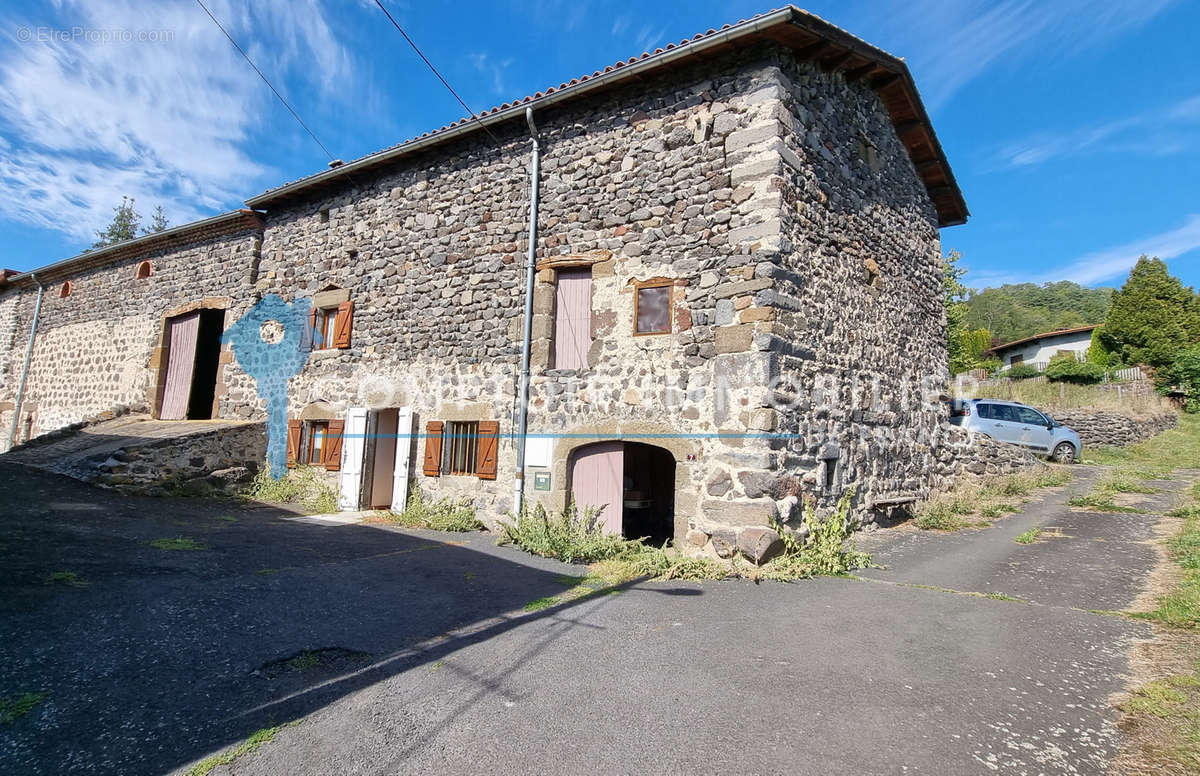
[0,462,1184,775]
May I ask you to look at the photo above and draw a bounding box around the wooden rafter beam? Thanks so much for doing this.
[893,120,923,137]
[869,72,901,90]
[843,63,877,82]
[794,39,830,60]
[914,158,942,174]
[820,50,855,73]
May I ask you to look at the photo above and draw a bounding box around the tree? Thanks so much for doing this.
[1099,256,1200,368]
[93,196,141,247]
[964,281,1113,344]
[943,250,979,375]
[143,205,169,235]
[1159,346,1200,413]
[1044,352,1105,385]
[1086,327,1116,368]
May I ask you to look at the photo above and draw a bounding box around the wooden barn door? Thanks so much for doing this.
[570,442,624,535]
[160,312,200,420]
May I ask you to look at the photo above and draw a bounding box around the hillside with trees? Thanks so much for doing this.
[964,281,1114,344]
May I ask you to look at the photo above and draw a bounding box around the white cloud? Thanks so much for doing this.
[1054,214,1200,286]
[468,51,514,98]
[991,93,1200,169]
[868,0,1179,110]
[0,0,356,246]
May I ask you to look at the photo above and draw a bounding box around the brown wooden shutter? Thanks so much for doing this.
[302,308,316,351]
[323,419,344,471]
[423,420,443,477]
[286,419,301,468]
[476,420,499,480]
[332,300,354,348]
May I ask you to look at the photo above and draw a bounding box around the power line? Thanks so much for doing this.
[194,0,336,162]
[371,0,501,144]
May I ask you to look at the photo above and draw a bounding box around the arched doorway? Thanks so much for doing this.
[568,441,675,546]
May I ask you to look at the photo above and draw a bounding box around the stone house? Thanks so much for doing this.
[0,7,967,558]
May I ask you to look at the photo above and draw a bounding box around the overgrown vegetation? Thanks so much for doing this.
[967,377,1175,416]
[0,692,45,724]
[499,491,870,584]
[965,280,1114,345]
[149,537,207,551]
[1015,528,1041,544]
[241,465,338,514]
[45,570,89,587]
[1044,352,1106,385]
[912,468,1072,531]
[381,488,482,532]
[186,723,298,776]
[1101,256,1200,370]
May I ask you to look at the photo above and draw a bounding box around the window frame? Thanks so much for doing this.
[303,420,330,465]
[632,278,673,336]
[314,307,338,350]
[444,420,480,476]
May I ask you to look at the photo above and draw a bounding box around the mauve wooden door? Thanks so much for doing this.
[554,269,591,369]
[160,312,200,420]
[570,441,623,535]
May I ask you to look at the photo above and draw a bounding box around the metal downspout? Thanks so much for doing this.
[8,273,45,449]
[513,107,540,516]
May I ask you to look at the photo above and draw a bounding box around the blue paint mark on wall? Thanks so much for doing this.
[222,294,311,478]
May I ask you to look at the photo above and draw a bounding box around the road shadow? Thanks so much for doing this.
[0,462,685,775]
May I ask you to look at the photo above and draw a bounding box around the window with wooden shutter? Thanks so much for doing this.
[322,419,344,471]
[553,269,592,369]
[302,308,316,352]
[476,420,499,480]
[332,300,353,348]
[286,419,302,468]
[423,420,444,477]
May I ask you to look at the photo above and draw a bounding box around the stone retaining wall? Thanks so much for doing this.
[1050,410,1178,448]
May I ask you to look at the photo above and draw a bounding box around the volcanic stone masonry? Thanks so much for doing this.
[1,31,969,560]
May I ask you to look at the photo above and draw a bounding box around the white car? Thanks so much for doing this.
[949,398,1081,464]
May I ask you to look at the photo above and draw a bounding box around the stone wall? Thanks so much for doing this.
[1050,410,1178,448]
[89,422,267,492]
[934,425,1043,483]
[0,221,263,452]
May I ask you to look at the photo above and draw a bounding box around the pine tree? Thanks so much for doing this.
[1100,256,1200,368]
[143,205,169,235]
[93,197,141,247]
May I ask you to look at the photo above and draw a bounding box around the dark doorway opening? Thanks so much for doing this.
[186,309,225,420]
[621,442,675,546]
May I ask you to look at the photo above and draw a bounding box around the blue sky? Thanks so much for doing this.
[0,0,1197,291]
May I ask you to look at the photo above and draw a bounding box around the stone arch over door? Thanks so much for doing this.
[149,298,232,420]
[548,421,699,546]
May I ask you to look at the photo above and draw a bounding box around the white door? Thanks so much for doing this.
[339,407,368,510]
[391,406,414,512]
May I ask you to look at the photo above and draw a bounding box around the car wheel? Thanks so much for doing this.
[1052,442,1076,464]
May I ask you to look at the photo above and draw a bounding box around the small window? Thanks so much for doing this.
[59,281,71,298]
[1009,354,1024,365]
[135,261,152,280]
[634,280,672,335]
[306,421,329,464]
[445,421,479,475]
[307,300,354,350]
[1015,407,1047,426]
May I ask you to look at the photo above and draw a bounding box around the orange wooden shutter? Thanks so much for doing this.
[332,300,354,348]
[303,308,317,351]
[286,419,301,468]
[323,419,344,471]
[476,420,499,480]
[423,421,443,477]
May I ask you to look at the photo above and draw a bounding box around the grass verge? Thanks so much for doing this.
[499,491,869,585]
[377,488,482,532]
[241,465,338,514]
[912,467,1073,531]
[148,537,206,551]
[186,722,298,776]
[45,570,89,587]
[0,692,45,724]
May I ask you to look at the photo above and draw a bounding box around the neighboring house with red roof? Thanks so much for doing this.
[0,7,971,557]
[988,325,1100,372]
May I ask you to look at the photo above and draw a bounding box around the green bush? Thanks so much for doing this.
[1044,353,1106,384]
[387,488,481,532]
[499,501,636,564]
[1005,363,1042,380]
[1159,346,1200,413]
[242,465,338,513]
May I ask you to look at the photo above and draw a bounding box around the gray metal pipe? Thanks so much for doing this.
[8,273,45,450]
[513,107,541,516]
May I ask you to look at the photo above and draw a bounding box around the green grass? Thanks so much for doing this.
[45,570,89,587]
[912,468,1073,531]
[148,537,206,551]
[256,568,280,575]
[186,723,298,776]
[523,596,558,612]
[241,465,338,514]
[286,652,320,671]
[0,692,45,724]
[1067,494,1145,513]
[383,488,482,532]
[1015,528,1041,544]
[1124,680,1189,717]
[976,378,1175,416]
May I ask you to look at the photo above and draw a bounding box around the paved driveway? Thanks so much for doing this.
[0,463,1183,775]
